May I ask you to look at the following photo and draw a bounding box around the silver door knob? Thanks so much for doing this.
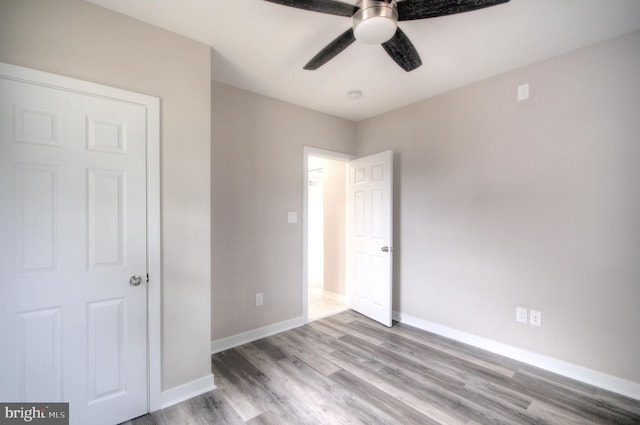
[129,275,143,286]
[381,246,392,253]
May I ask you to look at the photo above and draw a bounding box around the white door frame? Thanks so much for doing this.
[302,147,355,323]
[0,62,162,412]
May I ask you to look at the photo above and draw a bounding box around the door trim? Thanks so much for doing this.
[0,62,162,412]
[302,147,355,323]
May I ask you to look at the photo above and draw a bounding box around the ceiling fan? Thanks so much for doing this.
[264,0,510,71]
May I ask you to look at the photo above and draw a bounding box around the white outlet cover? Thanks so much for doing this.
[530,310,542,327]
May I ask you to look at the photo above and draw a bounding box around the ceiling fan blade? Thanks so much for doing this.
[304,28,356,70]
[397,0,510,21]
[382,28,422,72]
[263,0,358,17]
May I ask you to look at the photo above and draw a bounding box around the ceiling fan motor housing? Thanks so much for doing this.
[353,0,398,44]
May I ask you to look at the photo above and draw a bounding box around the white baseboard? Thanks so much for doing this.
[393,311,640,401]
[210,316,305,354]
[160,373,216,410]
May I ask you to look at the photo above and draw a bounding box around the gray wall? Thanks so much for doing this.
[211,83,356,340]
[356,30,640,383]
[0,0,213,391]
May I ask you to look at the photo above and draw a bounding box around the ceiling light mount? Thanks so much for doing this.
[353,0,398,45]
[347,89,363,99]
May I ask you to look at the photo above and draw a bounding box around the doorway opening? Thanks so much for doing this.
[304,149,352,321]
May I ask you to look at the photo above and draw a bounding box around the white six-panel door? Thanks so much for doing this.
[0,66,151,424]
[349,150,393,327]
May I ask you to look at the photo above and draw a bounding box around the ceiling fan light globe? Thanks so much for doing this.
[353,0,398,45]
[354,16,397,44]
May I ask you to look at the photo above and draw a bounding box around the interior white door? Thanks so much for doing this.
[349,150,393,327]
[0,69,149,424]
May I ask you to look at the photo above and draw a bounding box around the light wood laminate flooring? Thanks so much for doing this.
[308,291,348,321]
[124,310,640,424]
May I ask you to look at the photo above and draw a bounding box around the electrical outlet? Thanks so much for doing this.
[516,307,528,324]
[255,293,263,307]
[530,310,542,327]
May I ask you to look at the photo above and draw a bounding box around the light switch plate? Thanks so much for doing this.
[516,307,528,323]
[287,211,297,224]
[517,83,530,101]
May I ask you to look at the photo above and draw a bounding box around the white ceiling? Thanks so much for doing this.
[87,0,640,121]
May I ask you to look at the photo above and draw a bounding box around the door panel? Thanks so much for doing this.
[87,298,126,403]
[16,308,63,402]
[349,150,393,327]
[87,169,125,268]
[0,71,149,425]
[14,163,59,273]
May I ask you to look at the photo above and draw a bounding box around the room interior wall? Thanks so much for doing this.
[0,0,213,392]
[323,159,347,296]
[355,30,640,384]
[211,82,356,341]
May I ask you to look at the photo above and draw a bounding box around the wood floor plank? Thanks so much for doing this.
[462,379,533,411]
[211,349,277,421]
[125,392,243,425]
[329,369,442,425]
[519,365,640,418]
[290,323,342,355]
[527,399,604,425]
[335,333,467,392]
[307,318,347,338]
[268,328,341,376]
[126,311,640,425]
[392,321,527,371]
[456,383,552,425]
[235,342,358,424]
[327,343,471,424]
[246,409,298,425]
[322,315,387,346]
[352,318,518,378]
[275,355,390,425]
[378,332,513,386]
[187,391,245,425]
[250,338,287,362]
[511,369,640,424]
